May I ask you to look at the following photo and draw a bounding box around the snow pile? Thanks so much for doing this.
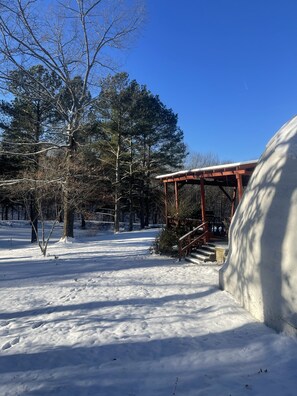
[0,226,297,395]
[220,115,297,335]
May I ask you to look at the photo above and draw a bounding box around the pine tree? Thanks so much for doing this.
[0,66,61,241]
[96,73,187,230]
[0,0,145,239]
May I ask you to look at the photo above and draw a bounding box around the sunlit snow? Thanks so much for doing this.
[0,223,297,395]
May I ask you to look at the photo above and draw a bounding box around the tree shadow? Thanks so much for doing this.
[0,287,217,320]
[0,322,293,396]
[221,120,297,334]
[258,131,297,332]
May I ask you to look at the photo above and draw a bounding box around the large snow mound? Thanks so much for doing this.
[220,115,297,335]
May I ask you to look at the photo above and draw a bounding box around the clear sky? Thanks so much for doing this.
[123,0,297,162]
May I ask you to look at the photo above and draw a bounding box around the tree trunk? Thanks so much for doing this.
[139,185,145,229]
[128,198,133,231]
[81,213,86,229]
[114,128,121,233]
[63,187,75,238]
[62,138,76,239]
[144,147,151,227]
[31,219,38,243]
[144,174,150,227]
[30,101,41,243]
[144,194,150,227]
[114,196,120,233]
[30,194,38,243]
[128,140,134,231]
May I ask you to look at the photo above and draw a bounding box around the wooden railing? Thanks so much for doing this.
[178,222,209,261]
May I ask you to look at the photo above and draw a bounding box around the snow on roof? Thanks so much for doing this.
[156,159,259,179]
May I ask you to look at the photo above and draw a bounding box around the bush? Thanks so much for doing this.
[153,227,186,255]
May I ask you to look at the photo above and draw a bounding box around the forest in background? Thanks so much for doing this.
[0,1,231,254]
[0,0,186,245]
[0,69,186,238]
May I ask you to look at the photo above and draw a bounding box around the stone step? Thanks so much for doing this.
[187,246,216,263]
[191,250,215,260]
[184,241,228,264]
[185,255,207,264]
[200,244,216,253]
[185,255,215,264]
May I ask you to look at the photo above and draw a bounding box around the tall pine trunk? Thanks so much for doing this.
[139,183,145,229]
[30,194,38,243]
[63,196,75,238]
[114,125,121,233]
[144,146,152,227]
[30,101,41,243]
[128,138,134,231]
[62,135,76,239]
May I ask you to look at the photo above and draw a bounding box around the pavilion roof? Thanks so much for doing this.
[156,159,258,187]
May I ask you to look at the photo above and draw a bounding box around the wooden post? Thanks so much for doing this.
[236,173,244,202]
[200,177,209,241]
[200,177,206,223]
[174,181,179,215]
[164,182,169,227]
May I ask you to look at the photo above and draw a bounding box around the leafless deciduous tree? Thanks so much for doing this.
[181,151,234,223]
[0,0,145,239]
[184,151,221,169]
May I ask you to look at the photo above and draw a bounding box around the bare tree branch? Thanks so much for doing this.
[0,0,145,238]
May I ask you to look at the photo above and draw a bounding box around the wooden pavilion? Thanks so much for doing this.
[156,160,258,258]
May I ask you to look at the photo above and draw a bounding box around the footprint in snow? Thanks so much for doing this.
[2,337,20,350]
[32,321,43,329]
[0,321,10,327]
[141,321,148,330]
[2,342,11,350]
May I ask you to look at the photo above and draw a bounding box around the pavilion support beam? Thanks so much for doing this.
[200,178,206,222]
[200,177,209,241]
[236,173,244,202]
[218,185,233,202]
[174,181,179,215]
[164,182,169,227]
[174,181,180,228]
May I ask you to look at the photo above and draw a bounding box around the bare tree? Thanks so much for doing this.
[182,151,234,224]
[0,0,145,239]
[0,153,64,255]
[185,151,221,169]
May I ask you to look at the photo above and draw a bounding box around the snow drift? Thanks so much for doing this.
[220,115,297,335]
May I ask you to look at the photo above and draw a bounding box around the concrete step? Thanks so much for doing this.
[185,252,216,263]
[185,254,214,263]
[205,242,216,247]
[185,255,203,264]
[191,250,215,260]
[186,243,216,263]
[200,244,216,253]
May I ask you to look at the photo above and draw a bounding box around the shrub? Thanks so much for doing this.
[153,227,186,255]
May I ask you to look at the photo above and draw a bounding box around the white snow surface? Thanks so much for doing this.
[0,224,297,396]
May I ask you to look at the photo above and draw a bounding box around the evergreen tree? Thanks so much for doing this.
[132,89,187,227]
[0,0,145,239]
[0,65,61,241]
[96,73,187,230]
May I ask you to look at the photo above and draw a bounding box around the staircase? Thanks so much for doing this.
[185,243,216,264]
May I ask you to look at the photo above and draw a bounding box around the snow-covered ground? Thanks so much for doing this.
[0,223,297,396]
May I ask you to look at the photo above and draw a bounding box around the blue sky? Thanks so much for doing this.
[124,0,297,162]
